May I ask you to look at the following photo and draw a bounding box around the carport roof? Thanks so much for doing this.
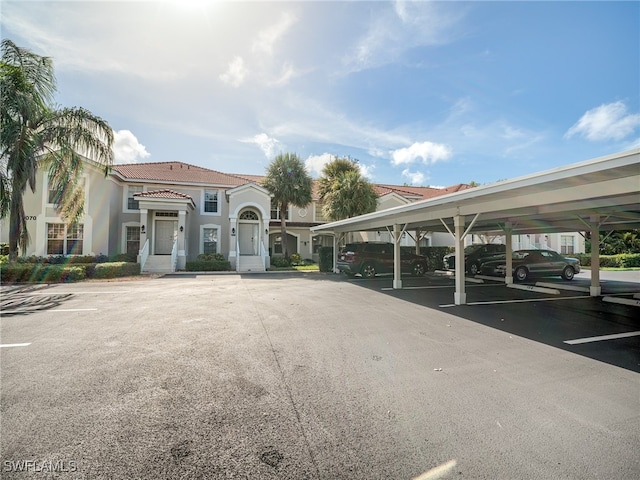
[311,149,640,236]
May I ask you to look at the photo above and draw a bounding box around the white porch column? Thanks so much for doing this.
[504,222,513,284]
[139,208,148,249]
[177,211,186,270]
[393,224,402,289]
[590,216,601,296]
[454,215,466,305]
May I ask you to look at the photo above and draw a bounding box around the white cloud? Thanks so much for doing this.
[113,130,150,164]
[357,163,375,180]
[252,12,297,55]
[305,153,334,177]
[304,153,374,180]
[241,133,282,159]
[391,141,452,166]
[401,169,426,185]
[219,56,248,87]
[565,101,640,141]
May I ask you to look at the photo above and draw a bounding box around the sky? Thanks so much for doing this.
[1,1,639,188]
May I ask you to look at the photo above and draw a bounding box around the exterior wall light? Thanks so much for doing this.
[141,225,145,234]
[179,226,184,232]
[231,228,236,236]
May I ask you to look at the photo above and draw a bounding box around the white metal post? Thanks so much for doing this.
[590,216,601,296]
[454,215,466,305]
[393,224,402,289]
[504,222,513,284]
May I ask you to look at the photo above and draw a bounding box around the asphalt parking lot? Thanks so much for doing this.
[1,271,638,479]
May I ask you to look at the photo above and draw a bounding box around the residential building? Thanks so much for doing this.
[2,158,474,273]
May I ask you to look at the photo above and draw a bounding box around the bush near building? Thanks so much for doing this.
[0,252,140,283]
[575,253,640,268]
[185,253,232,272]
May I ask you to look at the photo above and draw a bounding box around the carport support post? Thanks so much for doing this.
[590,216,601,296]
[393,224,402,289]
[504,222,513,284]
[454,215,466,305]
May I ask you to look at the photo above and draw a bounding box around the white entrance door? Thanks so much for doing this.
[239,223,259,255]
[155,220,176,254]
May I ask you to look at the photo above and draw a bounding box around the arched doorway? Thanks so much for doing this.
[238,209,260,255]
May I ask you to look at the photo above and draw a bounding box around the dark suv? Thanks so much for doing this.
[442,243,506,275]
[337,242,428,278]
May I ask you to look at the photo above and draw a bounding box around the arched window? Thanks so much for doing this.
[239,210,259,220]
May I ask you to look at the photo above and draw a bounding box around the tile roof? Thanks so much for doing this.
[134,189,194,200]
[113,161,472,202]
[112,162,248,186]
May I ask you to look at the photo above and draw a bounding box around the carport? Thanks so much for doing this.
[311,149,640,305]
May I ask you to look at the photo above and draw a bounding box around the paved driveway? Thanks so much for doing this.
[1,273,638,479]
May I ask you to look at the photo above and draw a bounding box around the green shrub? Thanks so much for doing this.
[197,253,225,262]
[109,252,137,263]
[92,262,140,279]
[0,255,8,265]
[270,256,291,268]
[289,253,303,265]
[0,263,87,283]
[575,253,640,268]
[0,243,8,255]
[318,246,334,272]
[401,246,452,271]
[185,260,231,271]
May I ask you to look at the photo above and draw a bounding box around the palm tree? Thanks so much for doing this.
[1,40,114,261]
[318,157,377,221]
[262,153,313,259]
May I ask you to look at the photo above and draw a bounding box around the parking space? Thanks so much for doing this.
[1,273,639,479]
[342,270,640,372]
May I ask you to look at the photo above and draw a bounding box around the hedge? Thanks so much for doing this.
[92,262,141,278]
[0,261,139,283]
[318,246,334,272]
[401,246,453,271]
[185,260,232,272]
[575,253,640,268]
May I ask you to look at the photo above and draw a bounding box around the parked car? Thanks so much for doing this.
[337,242,429,278]
[479,249,580,281]
[443,243,506,275]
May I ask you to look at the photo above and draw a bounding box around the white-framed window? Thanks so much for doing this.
[126,185,143,211]
[270,204,289,220]
[126,226,140,255]
[47,223,84,255]
[47,176,86,207]
[200,224,221,254]
[561,235,575,254]
[200,189,220,215]
[314,202,327,222]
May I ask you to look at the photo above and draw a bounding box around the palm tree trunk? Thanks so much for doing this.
[280,202,288,259]
[8,187,24,262]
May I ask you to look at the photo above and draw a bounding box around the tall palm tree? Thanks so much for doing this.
[318,157,377,221]
[262,153,313,259]
[1,40,114,261]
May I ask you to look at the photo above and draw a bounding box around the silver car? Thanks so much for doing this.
[479,249,581,281]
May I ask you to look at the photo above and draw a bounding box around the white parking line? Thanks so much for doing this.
[0,343,31,348]
[440,295,592,308]
[564,331,640,345]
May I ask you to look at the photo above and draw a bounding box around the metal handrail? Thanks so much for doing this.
[170,239,178,272]
[139,239,149,272]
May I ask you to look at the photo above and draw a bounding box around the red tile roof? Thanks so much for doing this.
[113,161,472,202]
[134,189,194,200]
[112,162,247,186]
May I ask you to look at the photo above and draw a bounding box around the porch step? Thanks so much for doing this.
[238,255,265,272]
[143,255,174,273]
